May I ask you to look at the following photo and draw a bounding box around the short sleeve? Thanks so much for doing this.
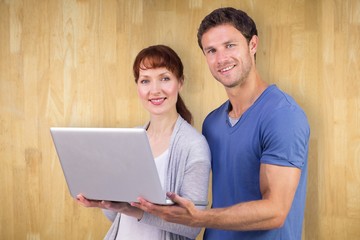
[260,106,310,169]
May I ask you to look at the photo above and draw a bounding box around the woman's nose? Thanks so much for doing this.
[150,81,161,93]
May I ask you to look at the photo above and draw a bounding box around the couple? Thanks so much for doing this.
[77,7,310,240]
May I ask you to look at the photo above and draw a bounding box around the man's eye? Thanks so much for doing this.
[227,44,235,48]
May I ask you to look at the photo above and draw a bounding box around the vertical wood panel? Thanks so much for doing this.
[0,0,359,239]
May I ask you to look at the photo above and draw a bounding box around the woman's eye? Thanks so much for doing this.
[139,79,149,84]
[162,77,170,81]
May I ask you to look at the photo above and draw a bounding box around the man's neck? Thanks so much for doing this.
[226,72,268,118]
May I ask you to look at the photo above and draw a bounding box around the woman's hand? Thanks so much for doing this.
[100,201,144,219]
[76,194,103,208]
[76,194,144,220]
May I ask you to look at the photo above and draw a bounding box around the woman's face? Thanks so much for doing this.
[137,66,183,117]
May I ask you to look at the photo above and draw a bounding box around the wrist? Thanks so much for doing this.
[190,208,206,227]
[124,205,144,220]
[136,211,144,221]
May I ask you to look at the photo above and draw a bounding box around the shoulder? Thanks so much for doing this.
[171,116,210,156]
[259,87,310,166]
[175,117,208,144]
[205,101,228,118]
[203,100,229,127]
[258,85,309,128]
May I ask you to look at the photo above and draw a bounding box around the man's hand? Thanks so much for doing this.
[131,192,202,227]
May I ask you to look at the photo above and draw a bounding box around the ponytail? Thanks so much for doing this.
[176,95,193,125]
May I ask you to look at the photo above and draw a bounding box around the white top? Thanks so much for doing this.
[116,150,169,240]
[104,116,211,240]
[228,115,240,126]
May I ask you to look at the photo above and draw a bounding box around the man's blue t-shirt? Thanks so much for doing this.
[203,85,310,240]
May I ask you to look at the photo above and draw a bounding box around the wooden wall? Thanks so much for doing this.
[1,0,359,239]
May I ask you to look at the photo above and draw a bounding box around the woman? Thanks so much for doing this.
[76,45,211,240]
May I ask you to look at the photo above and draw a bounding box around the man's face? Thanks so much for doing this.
[201,24,256,89]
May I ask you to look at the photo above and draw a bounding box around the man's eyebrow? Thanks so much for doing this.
[223,40,237,45]
[203,46,214,52]
[203,40,237,52]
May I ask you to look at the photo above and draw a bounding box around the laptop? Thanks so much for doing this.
[50,127,174,205]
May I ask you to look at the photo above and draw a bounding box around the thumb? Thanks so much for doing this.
[166,192,190,207]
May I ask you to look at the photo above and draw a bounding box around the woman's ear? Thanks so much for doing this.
[178,77,184,91]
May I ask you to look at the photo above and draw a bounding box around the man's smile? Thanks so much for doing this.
[219,65,236,73]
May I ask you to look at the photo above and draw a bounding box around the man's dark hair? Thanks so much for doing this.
[197,7,258,50]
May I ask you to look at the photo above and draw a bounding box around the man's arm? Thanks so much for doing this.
[132,163,301,231]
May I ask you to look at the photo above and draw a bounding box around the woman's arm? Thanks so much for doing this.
[138,136,211,239]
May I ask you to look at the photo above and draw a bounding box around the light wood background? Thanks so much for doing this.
[0,0,359,239]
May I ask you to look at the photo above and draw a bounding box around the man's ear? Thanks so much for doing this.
[249,35,259,54]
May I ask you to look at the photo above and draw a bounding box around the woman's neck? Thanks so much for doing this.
[146,112,178,157]
[147,112,178,138]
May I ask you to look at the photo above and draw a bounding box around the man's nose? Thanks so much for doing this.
[216,50,229,64]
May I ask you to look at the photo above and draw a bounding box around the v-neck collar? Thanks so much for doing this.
[224,84,276,131]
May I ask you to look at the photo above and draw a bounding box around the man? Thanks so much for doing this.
[132,7,310,240]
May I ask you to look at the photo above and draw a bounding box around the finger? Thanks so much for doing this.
[166,192,191,208]
[132,197,148,209]
[76,194,103,208]
[76,194,85,201]
[76,194,89,206]
[131,198,154,213]
[130,202,141,209]
[99,200,112,208]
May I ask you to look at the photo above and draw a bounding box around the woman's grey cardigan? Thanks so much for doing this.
[103,116,211,240]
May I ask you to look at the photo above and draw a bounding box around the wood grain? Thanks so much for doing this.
[0,0,359,239]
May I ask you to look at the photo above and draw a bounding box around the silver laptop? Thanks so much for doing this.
[50,127,174,205]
